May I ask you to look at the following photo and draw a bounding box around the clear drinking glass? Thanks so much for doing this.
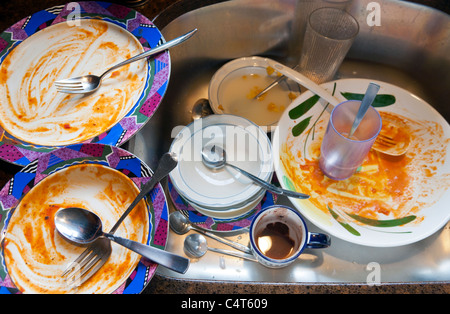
[288,0,353,65]
[319,100,382,180]
[298,7,359,84]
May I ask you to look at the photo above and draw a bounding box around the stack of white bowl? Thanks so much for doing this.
[169,114,273,219]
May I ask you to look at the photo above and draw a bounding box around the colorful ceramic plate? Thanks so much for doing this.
[0,143,169,294]
[273,78,450,247]
[0,1,170,166]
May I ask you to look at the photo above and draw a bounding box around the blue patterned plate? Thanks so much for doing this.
[0,1,170,166]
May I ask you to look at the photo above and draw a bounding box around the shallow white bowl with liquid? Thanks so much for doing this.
[209,56,299,127]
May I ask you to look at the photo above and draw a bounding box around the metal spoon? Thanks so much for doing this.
[55,207,190,274]
[254,64,301,99]
[191,98,213,120]
[184,234,256,262]
[169,211,252,254]
[347,83,380,138]
[201,144,310,199]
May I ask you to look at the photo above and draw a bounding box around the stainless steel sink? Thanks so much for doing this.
[127,0,450,284]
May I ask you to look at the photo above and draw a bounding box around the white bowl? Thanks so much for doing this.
[209,56,300,127]
[169,114,273,215]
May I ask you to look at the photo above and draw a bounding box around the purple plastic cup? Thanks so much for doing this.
[319,100,382,180]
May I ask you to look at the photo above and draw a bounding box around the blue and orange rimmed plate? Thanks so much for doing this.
[0,143,169,294]
[0,1,170,166]
[273,78,450,247]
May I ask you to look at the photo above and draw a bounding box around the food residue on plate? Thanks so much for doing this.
[2,163,149,294]
[371,112,411,156]
[0,19,147,146]
[280,111,450,225]
[217,66,298,126]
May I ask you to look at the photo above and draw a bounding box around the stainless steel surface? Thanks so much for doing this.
[55,29,197,94]
[184,234,257,262]
[56,207,190,274]
[170,211,252,254]
[127,0,450,283]
[103,232,189,275]
[201,144,310,199]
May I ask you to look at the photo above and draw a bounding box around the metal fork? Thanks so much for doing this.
[62,237,111,288]
[253,64,300,99]
[55,29,197,94]
[375,134,396,146]
[372,132,410,156]
[61,152,178,287]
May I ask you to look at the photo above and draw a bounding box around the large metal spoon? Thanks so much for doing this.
[184,234,256,262]
[55,207,190,274]
[169,211,252,254]
[201,144,310,199]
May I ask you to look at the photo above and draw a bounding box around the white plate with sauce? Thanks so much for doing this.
[273,78,450,247]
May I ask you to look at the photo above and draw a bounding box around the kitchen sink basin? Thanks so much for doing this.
[127,0,450,284]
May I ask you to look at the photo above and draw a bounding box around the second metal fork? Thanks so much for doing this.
[55,29,197,94]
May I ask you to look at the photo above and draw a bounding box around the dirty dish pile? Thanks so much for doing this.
[1,0,449,295]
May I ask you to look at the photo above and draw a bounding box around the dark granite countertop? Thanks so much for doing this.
[0,0,448,295]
